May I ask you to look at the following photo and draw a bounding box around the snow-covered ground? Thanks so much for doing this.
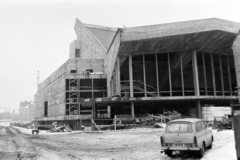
[13,126,237,160]
[202,129,236,160]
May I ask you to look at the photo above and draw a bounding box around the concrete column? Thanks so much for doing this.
[232,30,240,101]
[143,55,147,97]
[129,55,133,97]
[195,100,201,119]
[155,54,160,97]
[93,104,97,119]
[131,102,135,119]
[116,57,121,95]
[192,50,200,96]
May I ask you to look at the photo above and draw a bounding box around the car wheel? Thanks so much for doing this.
[207,136,213,149]
[198,143,205,157]
[165,150,173,157]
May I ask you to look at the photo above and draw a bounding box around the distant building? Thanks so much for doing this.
[0,108,10,120]
[11,101,33,123]
[34,18,240,130]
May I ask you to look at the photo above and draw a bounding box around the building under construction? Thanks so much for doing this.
[34,18,240,130]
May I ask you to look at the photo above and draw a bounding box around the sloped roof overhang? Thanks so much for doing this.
[118,18,240,56]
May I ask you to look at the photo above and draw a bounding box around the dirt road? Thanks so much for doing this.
[0,126,39,159]
[1,126,234,160]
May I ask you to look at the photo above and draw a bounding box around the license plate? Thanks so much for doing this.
[173,144,185,147]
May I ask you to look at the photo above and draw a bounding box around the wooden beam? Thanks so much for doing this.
[155,54,160,97]
[219,55,225,96]
[168,53,172,96]
[211,54,217,96]
[143,55,147,97]
[192,50,200,96]
[202,52,208,95]
[129,55,133,98]
[227,56,233,95]
[180,52,185,96]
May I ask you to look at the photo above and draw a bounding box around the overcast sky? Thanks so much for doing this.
[0,0,240,109]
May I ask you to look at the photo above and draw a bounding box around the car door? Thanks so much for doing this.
[201,121,211,146]
[194,121,207,147]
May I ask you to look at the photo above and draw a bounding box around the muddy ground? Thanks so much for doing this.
[1,126,234,160]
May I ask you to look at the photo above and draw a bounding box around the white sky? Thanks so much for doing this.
[0,0,240,109]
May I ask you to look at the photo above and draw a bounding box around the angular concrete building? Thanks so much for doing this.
[34,18,240,129]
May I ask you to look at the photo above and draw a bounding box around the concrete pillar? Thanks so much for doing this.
[116,57,121,96]
[232,30,240,101]
[93,104,97,119]
[195,100,201,119]
[192,50,200,96]
[129,55,133,97]
[143,55,147,97]
[131,102,135,119]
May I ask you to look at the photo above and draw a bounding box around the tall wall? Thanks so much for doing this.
[73,19,107,59]
[68,59,104,74]
[34,61,69,120]
[232,30,240,101]
[34,58,105,120]
[105,30,121,96]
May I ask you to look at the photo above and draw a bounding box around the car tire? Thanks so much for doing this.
[198,143,205,157]
[207,136,213,149]
[165,150,173,157]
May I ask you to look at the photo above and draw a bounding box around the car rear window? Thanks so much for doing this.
[166,123,193,133]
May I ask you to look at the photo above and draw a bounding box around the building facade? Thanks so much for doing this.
[34,18,240,129]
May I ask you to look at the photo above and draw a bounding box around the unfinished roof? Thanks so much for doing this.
[118,18,240,56]
[85,23,117,50]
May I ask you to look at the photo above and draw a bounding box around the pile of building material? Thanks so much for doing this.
[91,119,124,131]
[202,106,231,124]
[49,123,72,132]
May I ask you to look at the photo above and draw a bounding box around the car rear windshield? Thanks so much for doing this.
[166,123,193,133]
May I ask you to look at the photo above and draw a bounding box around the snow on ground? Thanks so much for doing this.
[202,130,236,160]
[13,126,83,135]
[13,126,237,160]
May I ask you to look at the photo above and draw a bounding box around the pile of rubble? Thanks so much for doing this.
[49,122,72,132]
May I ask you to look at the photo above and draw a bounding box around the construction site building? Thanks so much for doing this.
[34,18,240,129]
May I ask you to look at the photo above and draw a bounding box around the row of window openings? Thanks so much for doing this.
[66,79,107,91]
[119,52,236,97]
[66,92,107,103]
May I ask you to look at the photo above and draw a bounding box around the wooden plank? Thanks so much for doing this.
[129,55,133,97]
[219,54,225,96]
[202,52,208,95]
[211,54,217,96]
[227,56,233,95]
[168,53,172,96]
[180,52,185,96]
[155,54,160,97]
[192,50,200,96]
[143,55,147,97]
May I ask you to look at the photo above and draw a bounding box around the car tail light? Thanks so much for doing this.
[160,136,164,146]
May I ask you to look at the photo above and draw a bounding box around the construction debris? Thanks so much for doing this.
[213,115,233,130]
[49,123,72,132]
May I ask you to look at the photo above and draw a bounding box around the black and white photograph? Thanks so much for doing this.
[1,0,240,159]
